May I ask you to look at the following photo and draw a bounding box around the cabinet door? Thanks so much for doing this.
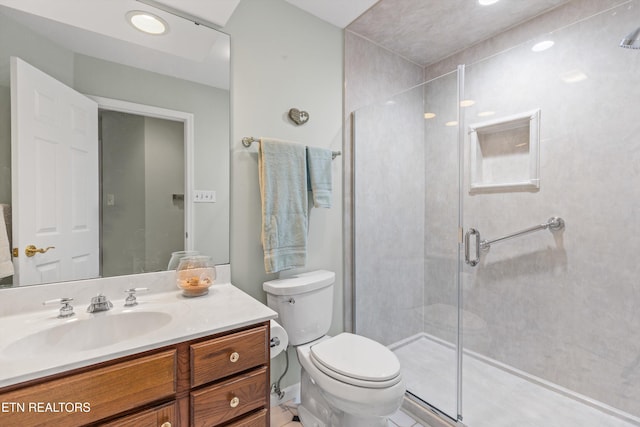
[225,409,268,427]
[98,401,176,427]
[0,350,176,426]
[191,367,268,426]
[191,326,268,387]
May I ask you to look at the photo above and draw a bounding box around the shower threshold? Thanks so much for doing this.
[390,333,640,427]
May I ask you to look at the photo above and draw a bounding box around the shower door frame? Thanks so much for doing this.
[348,64,468,426]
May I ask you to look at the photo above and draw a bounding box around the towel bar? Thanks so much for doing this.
[480,216,565,251]
[242,136,341,160]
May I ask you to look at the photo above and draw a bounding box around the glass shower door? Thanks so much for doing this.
[459,3,640,425]
[352,68,464,422]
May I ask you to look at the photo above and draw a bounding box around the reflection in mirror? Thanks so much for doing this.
[0,1,230,288]
[99,109,185,277]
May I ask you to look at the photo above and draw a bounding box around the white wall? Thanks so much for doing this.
[224,0,344,388]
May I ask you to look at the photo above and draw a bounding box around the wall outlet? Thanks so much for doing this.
[193,190,216,203]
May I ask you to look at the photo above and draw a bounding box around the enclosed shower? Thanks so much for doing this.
[348,1,640,426]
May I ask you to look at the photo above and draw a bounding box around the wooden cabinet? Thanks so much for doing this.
[0,322,270,427]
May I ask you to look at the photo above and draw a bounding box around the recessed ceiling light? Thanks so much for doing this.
[424,112,436,119]
[460,100,476,107]
[479,0,500,5]
[127,10,169,35]
[532,40,554,52]
[478,111,496,117]
[445,121,458,127]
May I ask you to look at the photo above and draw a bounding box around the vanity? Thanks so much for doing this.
[0,267,277,426]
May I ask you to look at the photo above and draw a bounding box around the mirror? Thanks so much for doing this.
[0,1,230,287]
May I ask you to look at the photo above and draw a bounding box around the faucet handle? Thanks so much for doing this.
[43,297,75,318]
[124,287,149,307]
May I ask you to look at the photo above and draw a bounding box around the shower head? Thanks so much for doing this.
[620,27,640,49]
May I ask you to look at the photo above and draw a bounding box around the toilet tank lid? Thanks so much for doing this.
[263,270,335,296]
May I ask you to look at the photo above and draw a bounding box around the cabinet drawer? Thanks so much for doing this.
[225,409,268,427]
[98,401,176,427]
[0,350,176,427]
[191,367,268,427]
[191,325,268,387]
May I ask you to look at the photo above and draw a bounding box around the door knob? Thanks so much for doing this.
[25,245,55,257]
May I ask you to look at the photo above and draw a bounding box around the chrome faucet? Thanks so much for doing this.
[87,294,113,313]
[43,297,75,318]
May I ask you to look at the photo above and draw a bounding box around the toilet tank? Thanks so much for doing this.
[263,270,335,345]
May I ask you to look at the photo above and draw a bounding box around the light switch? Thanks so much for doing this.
[194,190,216,203]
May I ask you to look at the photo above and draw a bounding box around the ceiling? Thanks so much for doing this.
[283,0,379,29]
[0,0,572,87]
[346,0,571,67]
[0,0,231,88]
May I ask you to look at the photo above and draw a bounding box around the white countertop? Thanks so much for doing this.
[0,281,277,388]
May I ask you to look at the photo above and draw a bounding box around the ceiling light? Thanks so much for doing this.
[479,0,500,5]
[127,11,169,35]
[460,100,476,107]
[445,121,458,127]
[532,40,554,52]
[424,113,436,119]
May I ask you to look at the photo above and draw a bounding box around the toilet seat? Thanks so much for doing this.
[309,333,402,389]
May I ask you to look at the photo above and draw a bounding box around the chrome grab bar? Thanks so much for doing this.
[480,216,565,251]
[465,228,480,266]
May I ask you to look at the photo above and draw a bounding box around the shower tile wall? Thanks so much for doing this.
[348,0,640,421]
[424,1,640,417]
[345,31,425,345]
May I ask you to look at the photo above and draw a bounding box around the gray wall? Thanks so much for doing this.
[100,111,146,277]
[144,117,184,272]
[344,30,425,344]
[225,0,344,389]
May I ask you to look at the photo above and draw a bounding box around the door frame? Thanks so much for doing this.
[89,96,195,253]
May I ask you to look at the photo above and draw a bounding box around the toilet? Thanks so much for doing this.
[263,270,405,427]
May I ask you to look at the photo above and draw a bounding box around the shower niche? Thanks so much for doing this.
[468,109,540,193]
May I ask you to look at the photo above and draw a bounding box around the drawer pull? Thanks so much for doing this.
[160,422,172,427]
[230,396,240,408]
[229,351,240,363]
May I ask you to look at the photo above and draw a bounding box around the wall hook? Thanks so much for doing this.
[288,108,309,125]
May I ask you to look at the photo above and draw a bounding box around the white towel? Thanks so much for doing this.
[306,146,333,208]
[258,139,308,273]
[0,204,14,279]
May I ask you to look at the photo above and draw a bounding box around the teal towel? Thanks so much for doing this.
[306,146,333,208]
[259,139,308,273]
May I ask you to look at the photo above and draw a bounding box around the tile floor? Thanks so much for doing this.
[270,400,427,427]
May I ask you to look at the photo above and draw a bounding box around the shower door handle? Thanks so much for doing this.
[465,228,480,267]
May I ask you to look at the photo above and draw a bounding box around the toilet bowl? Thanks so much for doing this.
[263,270,406,427]
[297,333,405,426]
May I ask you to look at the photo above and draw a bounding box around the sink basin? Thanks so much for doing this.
[4,311,172,357]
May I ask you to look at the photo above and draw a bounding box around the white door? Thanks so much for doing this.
[11,57,99,286]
